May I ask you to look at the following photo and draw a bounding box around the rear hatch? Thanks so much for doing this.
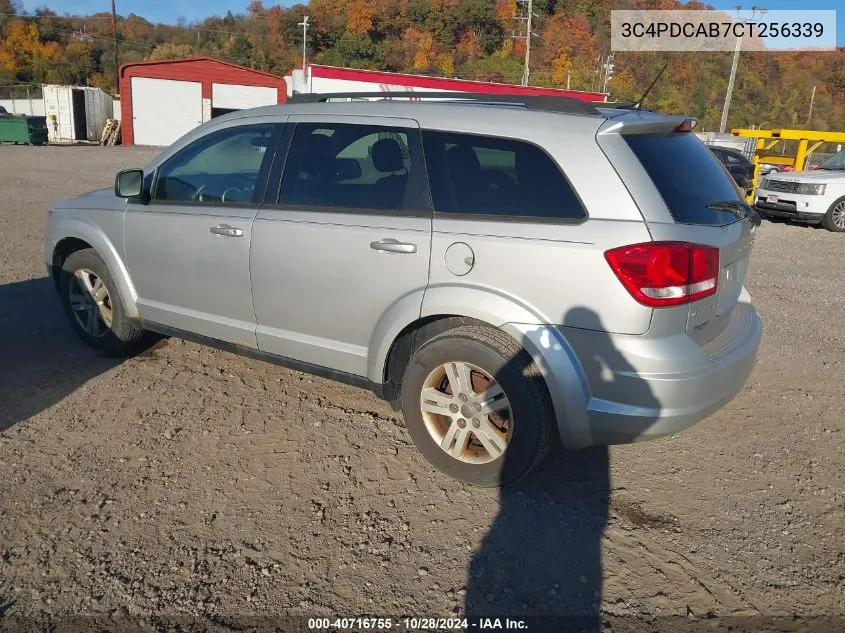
[600,115,758,344]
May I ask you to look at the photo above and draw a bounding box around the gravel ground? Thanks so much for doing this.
[0,145,843,632]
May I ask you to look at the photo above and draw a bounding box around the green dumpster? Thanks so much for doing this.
[0,115,49,145]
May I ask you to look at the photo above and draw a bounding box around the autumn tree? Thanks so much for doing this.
[346,0,375,35]
[0,0,841,132]
[149,42,195,60]
[0,0,21,35]
[539,11,598,88]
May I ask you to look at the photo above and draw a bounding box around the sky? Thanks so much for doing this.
[18,0,844,45]
[705,1,842,46]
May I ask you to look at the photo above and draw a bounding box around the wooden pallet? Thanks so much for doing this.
[100,119,122,146]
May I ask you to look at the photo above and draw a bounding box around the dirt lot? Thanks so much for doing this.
[1,145,843,632]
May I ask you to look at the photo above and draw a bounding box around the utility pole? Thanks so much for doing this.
[601,52,615,94]
[807,84,816,125]
[298,15,309,73]
[592,55,601,92]
[111,0,119,95]
[512,0,536,86]
[720,6,766,133]
[719,31,741,133]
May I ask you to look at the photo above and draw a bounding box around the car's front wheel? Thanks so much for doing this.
[821,197,845,232]
[59,248,145,354]
[400,325,554,487]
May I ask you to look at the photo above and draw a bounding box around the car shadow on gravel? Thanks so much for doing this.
[466,307,660,631]
[0,277,144,431]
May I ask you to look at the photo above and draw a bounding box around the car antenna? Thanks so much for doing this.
[633,62,669,110]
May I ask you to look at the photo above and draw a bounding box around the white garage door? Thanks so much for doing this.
[131,77,202,146]
[212,83,278,110]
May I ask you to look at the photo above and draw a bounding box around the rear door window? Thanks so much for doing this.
[625,133,744,226]
[279,122,424,212]
[422,130,585,221]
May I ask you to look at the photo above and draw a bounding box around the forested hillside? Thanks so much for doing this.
[1,0,843,131]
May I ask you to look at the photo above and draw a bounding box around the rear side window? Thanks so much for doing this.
[422,131,585,221]
[625,133,743,226]
[279,122,424,212]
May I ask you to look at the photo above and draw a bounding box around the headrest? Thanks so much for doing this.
[446,145,481,174]
[301,133,335,175]
[372,138,404,173]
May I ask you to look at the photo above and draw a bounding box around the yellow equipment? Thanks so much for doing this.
[730,128,845,202]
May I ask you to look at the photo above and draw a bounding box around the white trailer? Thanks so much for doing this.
[42,85,114,143]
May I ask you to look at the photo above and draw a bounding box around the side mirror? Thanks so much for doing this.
[115,169,144,199]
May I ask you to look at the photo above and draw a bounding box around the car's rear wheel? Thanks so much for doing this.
[821,197,845,232]
[59,248,145,354]
[400,325,554,487]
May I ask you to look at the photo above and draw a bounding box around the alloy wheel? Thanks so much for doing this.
[419,361,513,464]
[832,201,845,229]
[68,268,113,338]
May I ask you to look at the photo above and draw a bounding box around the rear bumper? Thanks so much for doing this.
[510,294,762,449]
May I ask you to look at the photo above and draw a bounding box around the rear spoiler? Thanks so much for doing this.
[597,111,695,136]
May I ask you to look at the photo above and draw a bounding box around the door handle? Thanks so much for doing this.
[210,224,244,237]
[370,238,417,254]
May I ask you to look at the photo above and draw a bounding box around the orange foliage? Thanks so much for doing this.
[413,31,435,70]
[0,20,58,72]
[456,30,482,61]
[438,53,455,76]
[347,0,375,35]
[495,0,517,26]
[266,5,284,46]
[552,52,572,85]
[542,12,597,65]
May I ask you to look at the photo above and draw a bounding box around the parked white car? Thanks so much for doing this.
[754,149,845,232]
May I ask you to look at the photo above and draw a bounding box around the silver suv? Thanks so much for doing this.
[44,93,763,486]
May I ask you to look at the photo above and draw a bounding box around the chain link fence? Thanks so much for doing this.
[0,85,45,116]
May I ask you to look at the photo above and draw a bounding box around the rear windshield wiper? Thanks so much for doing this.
[707,200,762,226]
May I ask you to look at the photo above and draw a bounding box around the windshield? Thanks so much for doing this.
[819,149,845,171]
[624,132,745,226]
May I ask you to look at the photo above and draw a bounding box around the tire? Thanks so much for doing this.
[821,197,845,232]
[400,325,554,487]
[59,248,145,354]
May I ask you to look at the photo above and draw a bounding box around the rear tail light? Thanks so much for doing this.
[604,242,719,307]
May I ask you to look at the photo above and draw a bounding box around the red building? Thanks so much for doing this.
[119,57,287,146]
[284,64,608,103]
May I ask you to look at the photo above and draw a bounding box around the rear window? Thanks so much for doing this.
[625,133,743,226]
[422,130,586,221]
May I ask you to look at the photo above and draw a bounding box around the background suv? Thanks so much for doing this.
[755,148,845,231]
[44,94,763,486]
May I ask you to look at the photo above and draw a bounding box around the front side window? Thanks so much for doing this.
[422,130,586,220]
[153,123,277,204]
[819,149,845,171]
[280,122,421,211]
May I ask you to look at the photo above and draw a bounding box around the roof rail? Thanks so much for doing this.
[286,91,602,117]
